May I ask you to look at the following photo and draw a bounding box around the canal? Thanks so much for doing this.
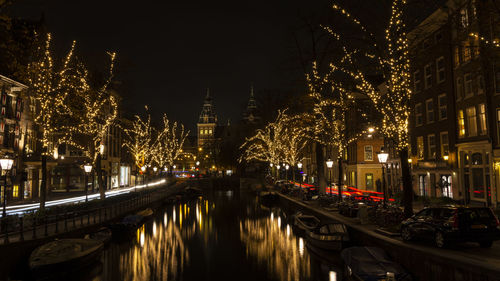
[54,187,342,281]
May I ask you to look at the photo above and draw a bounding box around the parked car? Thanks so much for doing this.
[401,206,500,248]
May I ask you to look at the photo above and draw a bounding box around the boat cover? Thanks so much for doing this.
[341,247,412,281]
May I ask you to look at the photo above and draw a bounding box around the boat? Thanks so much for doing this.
[259,191,279,205]
[341,247,412,281]
[87,227,112,244]
[293,212,320,234]
[109,208,154,240]
[305,223,349,251]
[29,239,103,275]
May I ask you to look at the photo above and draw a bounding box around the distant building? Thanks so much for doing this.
[197,89,217,148]
[242,85,261,124]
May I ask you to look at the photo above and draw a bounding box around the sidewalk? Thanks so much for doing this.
[277,192,500,280]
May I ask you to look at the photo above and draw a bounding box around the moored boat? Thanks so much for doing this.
[306,223,349,251]
[29,239,103,276]
[293,213,320,234]
[109,208,154,240]
[87,227,112,245]
[341,246,412,281]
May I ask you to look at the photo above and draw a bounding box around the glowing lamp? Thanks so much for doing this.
[83,164,92,173]
[297,162,302,169]
[326,159,334,168]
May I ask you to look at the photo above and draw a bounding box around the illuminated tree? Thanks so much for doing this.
[123,112,155,177]
[26,34,88,209]
[280,114,310,182]
[323,0,413,216]
[153,114,189,171]
[306,62,370,198]
[76,52,117,199]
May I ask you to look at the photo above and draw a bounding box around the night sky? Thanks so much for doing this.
[11,0,337,130]
[10,0,441,131]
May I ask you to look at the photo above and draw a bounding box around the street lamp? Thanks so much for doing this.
[196,161,200,166]
[443,152,449,161]
[0,157,14,217]
[326,159,334,195]
[297,162,303,189]
[377,149,389,208]
[83,164,92,203]
[285,164,289,181]
[153,167,158,173]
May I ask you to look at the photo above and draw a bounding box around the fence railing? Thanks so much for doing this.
[0,181,181,245]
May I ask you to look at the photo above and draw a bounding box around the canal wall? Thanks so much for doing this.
[0,180,189,279]
[277,193,500,281]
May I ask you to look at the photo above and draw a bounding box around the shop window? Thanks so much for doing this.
[365,173,373,190]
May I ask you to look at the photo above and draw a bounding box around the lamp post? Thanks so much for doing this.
[377,149,389,208]
[326,159,334,196]
[0,157,14,218]
[83,164,92,203]
[141,165,146,185]
[285,164,289,181]
[277,164,281,180]
[297,162,303,190]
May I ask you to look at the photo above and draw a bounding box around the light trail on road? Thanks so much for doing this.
[5,179,167,215]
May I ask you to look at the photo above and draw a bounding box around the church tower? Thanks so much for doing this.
[242,84,260,124]
[197,88,217,147]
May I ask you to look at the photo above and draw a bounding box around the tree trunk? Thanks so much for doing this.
[338,157,343,202]
[96,153,105,200]
[315,143,327,193]
[400,147,413,218]
[40,153,47,210]
[292,167,296,182]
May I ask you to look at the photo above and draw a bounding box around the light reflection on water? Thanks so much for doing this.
[92,190,338,281]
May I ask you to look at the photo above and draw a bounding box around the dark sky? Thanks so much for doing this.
[11,0,334,130]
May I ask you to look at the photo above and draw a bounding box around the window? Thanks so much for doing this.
[365,173,374,190]
[454,47,460,67]
[436,57,445,83]
[496,71,500,94]
[413,70,421,93]
[463,41,472,62]
[458,110,465,138]
[417,136,424,159]
[456,78,463,100]
[426,99,434,123]
[428,134,436,159]
[208,129,212,134]
[438,94,447,120]
[460,8,469,28]
[364,145,373,161]
[497,109,500,141]
[464,74,473,97]
[424,64,432,89]
[479,104,487,135]
[467,106,477,136]
[477,75,485,94]
[440,132,449,158]
[415,103,423,126]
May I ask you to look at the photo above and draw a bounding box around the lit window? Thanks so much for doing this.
[440,132,449,157]
[365,173,373,190]
[13,185,18,198]
[464,74,473,97]
[428,134,436,159]
[458,110,465,138]
[415,103,423,126]
[479,104,487,135]
[364,145,373,161]
[417,136,424,159]
[463,41,471,62]
[413,70,421,93]
[467,106,477,136]
[454,47,460,67]
[456,78,463,100]
[436,57,445,83]
[426,99,434,123]
[424,64,432,89]
[438,94,447,120]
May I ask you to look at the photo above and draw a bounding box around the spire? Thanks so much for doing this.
[250,83,254,98]
[206,87,210,99]
[199,88,217,124]
[243,84,260,124]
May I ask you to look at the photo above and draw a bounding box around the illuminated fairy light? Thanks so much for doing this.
[153,114,189,170]
[324,0,412,151]
[469,32,500,48]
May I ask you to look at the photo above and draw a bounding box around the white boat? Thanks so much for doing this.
[306,223,349,251]
[293,213,321,234]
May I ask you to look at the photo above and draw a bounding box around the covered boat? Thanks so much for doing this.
[293,213,321,234]
[29,239,103,275]
[341,247,412,281]
[306,223,349,251]
[109,208,154,240]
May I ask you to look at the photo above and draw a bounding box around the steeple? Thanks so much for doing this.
[198,88,217,124]
[243,84,260,124]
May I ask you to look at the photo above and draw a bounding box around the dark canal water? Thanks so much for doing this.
[83,188,342,281]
